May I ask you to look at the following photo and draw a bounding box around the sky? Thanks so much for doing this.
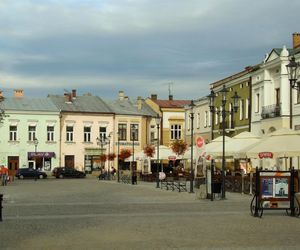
[0,0,300,101]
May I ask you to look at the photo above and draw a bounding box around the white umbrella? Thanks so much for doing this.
[204,135,233,157]
[210,131,261,158]
[246,128,300,158]
[151,145,178,160]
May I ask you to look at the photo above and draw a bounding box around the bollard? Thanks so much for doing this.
[0,194,3,221]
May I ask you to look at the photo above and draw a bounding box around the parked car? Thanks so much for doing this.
[52,167,86,178]
[15,168,47,179]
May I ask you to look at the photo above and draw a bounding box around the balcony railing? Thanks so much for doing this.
[261,104,281,119]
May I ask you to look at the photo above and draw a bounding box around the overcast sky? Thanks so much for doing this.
[0,0,299,100]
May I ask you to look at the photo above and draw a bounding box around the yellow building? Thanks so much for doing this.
[145,94,191,147]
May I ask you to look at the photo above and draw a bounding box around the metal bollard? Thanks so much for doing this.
[0,194,3,221]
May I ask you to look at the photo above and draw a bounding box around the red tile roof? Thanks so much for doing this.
[153,99,191,108]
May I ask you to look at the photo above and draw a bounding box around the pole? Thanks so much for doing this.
[190,112,194,193]
[290,82,293,169]
[117,133,120,182]
[156,123,160,188]
[108,139,110,180]
[0,194,3,221]
[222,106,226,199]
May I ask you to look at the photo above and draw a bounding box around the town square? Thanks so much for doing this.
[1,1,300,249]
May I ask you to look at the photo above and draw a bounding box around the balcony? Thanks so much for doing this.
[261,104,281,119]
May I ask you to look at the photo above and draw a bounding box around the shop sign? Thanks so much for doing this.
[258,152,273,159]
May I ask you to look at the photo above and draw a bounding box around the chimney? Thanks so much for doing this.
[72,89,77,99]
[137,96,142,110]
[119,91,125,101]
[14,89,24,98]
[64,93,72,103]
[151,94,157,100]
[169,95,173,101]
[293,33,300,49]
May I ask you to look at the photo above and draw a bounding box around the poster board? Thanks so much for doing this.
[260,172,291,209]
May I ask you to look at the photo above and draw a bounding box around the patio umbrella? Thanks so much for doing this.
[210,131,261,158]
[204,135,233,158]
[151,145,178,160]
[246,128,300,158]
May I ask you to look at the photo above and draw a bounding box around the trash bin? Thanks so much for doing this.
[212,182,222,194]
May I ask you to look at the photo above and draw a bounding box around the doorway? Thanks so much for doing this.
[8,156,19,177]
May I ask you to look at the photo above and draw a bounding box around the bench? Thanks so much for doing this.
[121,175,131,184]
[161,177,174,190]
[173,177,187,192]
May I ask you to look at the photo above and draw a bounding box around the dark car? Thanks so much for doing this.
[52,167,86,178]
[15,168,47,179]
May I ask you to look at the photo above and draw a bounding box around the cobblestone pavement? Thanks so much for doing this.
[1,176,300,250]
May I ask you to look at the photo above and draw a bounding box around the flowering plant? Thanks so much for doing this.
[99,154,107,162]
[143,144,155,157]
[107,153,116,161]
[170,140,188,156]
[119,148,132,161]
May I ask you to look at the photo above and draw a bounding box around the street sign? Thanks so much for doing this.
[196,137,204,148]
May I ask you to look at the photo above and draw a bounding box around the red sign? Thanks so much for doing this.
[196,137,204,148]
[258,152,273,159]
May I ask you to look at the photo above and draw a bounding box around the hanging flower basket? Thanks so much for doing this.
[99,154,107,162]
[107,153,116,161]
[143,144,155,157]
[119,148,132,161]
[170,140,188,156]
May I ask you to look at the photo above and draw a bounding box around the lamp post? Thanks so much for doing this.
[286,56,300,129]
[286,56,300,170]
[208,85,240,199]
[34,138,39,169]
[155,114,161,188]
[131,124,138,185]
[117,132,120,182]
[189,100,195,193]
[96,134,110,178]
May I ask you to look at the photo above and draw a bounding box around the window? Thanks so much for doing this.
[99,127,107,139]
[150,131,155,143]
[196,113,200,129]
[215,108,218,125]
[219,106,223,123]
[47,126,54,141]
[9,126,17,141]
[297,89,300,104]
[275,88,280,106]
[84,126,91,142]
[66,126,73,142]
[204,111,208,128]
[187,114,190,131]
[240,99,244,120]
[130,124,139,141]
[28,126,36,141]
[240,83,243,88]
[208,111,211,127]
[170,124,182,140]
[118,124,127,141]
[245,99,249,119]
[229,103,232,128]
[255,93,260,113]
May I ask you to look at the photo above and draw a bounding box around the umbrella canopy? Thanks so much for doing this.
[246,128,300,158]
[204,136,233,157]
[126,145,178,161]
[210,131,261,158]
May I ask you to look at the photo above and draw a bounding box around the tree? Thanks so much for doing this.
[170,140,188,156]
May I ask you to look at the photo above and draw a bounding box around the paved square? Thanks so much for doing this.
[1,177,300,249]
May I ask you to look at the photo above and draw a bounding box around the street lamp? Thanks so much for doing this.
[208,85,240,199]
[131,124,138,185]
[34,138,39,169]
[155,114,161,188]
[117,132,120,182]
[189,100,195,193]
[286,56,300,129]
[96,134,110,178]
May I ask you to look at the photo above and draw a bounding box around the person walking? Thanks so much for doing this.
[1,165,8,186]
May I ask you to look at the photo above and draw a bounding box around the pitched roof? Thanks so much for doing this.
[3,97,59,112]
[48,95,113,113]
[152,99,191,108]
[105,99,156,117]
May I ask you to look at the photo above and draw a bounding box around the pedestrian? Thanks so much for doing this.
[1,165,8,186]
